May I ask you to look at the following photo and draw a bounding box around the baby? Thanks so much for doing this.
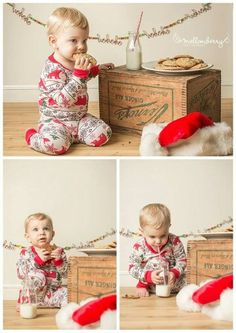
[128,203,187,297]
[17,213,68,307]
[25,7,114,155]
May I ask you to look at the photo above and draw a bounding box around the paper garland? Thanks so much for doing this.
[3,217,232,251]
[120,217,233,239]
[3,229,116,251]
[6,2,212,46]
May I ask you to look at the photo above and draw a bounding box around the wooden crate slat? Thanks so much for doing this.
[68,256,116,303]
[187,239,233,284]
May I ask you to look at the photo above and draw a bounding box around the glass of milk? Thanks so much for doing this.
[20,303,37,319]
[126,31,142,70]
[19,278,38,319]
[156,261,171,297]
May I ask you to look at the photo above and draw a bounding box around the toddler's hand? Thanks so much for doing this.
[37,248,51,262]
[99,63,115,70]
[151,270,163,284]
[51,247,63,260]
[74,56,92,71]
[136,287,149,297]
[168,271,176,287]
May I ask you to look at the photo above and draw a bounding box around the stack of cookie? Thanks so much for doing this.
[155,55,208,70]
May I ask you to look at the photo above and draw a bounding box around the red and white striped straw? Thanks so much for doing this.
[134,11,143,45]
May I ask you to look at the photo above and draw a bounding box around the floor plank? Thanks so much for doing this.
[120,287,232,330]
[3,289,233,330]
[3,99,232,156]
[3,300,58,329]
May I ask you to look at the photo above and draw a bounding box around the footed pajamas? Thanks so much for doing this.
[27,54,112,155]
[17,246,68,307]
[128,233,187,293]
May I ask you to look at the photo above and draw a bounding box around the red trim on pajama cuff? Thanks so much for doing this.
[144,271,154,284]
[170,268,180,279]
[136,280,148,289]
[90,65,99,77]
[53,258,63,266]
[73,69,90,78]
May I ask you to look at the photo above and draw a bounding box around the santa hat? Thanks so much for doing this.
[176,274,233,321]
[56,294,116,329]
[192,274,233,305]
[140,112,233,156]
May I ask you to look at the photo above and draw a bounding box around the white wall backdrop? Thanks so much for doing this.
[3,159,116,299]
[119,159,232,286]
[3,2,233,101]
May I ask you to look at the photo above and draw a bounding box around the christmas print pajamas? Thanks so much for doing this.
[128,233,187,293]
[17,246,68,307]
[26,54,112,155]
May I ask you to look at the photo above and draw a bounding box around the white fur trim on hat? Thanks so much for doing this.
[140,122,233,156]
[139,123,168,156]
[100,309,117,329]
[56,297,98,329]
[176,284,202,312]
[56,303,81,329]
[202,288,233,321]
[176,284,233,322]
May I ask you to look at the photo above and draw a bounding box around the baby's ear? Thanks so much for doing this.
[139,227,144,236]
[48,34,57,48]
[24,233,30,242]
[52,230,55,238]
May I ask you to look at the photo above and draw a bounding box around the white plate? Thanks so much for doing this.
[78,248,116,255]
[196,232,233,239]
[142,61,213,75]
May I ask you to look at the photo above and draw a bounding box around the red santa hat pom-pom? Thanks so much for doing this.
[192,274,233,305]
[72,294,116,327]
[158,111,214,148]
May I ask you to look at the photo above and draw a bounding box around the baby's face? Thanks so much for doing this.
[52,26,89,62]
[25,219,54,249]
[141,224,169,251]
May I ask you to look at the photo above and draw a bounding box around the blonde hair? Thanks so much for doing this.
[47,7,89,36]
[24,213,53,232]
[140,203,171,229]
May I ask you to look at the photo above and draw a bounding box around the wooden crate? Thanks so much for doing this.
[187,239,233,284]
[68,256,116,303]
[99,66,221,134]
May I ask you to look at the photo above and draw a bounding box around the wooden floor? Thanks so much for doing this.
[3,99,232,156]
[3,300,58,329]
[3,291,233,330]
[120,287,233,330]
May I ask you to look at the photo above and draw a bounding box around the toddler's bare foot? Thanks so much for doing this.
[136,288,149,297]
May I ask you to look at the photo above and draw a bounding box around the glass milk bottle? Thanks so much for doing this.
[156,260,171,297]
[19,275,38,319]
[126,31,142,70]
